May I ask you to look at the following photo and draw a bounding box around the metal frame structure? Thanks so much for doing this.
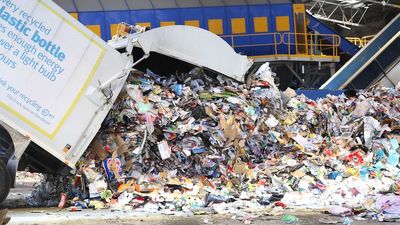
[307,0,369,27]
[307,0,400,28]
[321,13,400,89]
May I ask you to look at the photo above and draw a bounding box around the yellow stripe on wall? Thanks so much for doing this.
[136,22,151,28]
[110,24,120,37]
[69,12,78,20]
[293,4,306,13]
[160,21,176,27]
[276,16,290,31]
[254,17,268,33]
[231,18,246,34]
[208,19,223,35]
[185,20,200,27]
[86,25,101,37]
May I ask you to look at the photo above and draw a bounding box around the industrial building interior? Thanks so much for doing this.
[1,1,400,224]
[53,0,400,90]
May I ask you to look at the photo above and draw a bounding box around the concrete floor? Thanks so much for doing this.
[5,208,398,225]
[1,172,42,209]
[1,173,398,225]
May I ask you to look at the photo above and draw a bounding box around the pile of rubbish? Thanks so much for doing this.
[30,64,400,223]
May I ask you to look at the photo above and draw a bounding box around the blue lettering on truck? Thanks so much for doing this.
[0,5,66,62]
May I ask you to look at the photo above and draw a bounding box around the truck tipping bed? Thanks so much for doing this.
[108,25,253,82]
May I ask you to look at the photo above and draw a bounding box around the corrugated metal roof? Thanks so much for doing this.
[125,0,154,10]
[100,0,128,11]
[53,0,77,12]
[246,0,270,4]
[222,0,247,6]
[175,0,202,8]
[199,0,224,7]
[151,0,178,9]
[55,0,292,12]
[74,0,103,11]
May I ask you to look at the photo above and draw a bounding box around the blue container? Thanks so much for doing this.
[174,84,183,96]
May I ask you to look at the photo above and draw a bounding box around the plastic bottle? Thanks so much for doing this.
[360,166,369,181]
[282,214,299,224]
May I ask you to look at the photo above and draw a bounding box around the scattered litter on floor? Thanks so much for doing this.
[0,209,10,225]
[28,65,400,223]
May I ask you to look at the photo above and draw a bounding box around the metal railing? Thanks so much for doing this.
[112,22,341,61]
[220,33,282,55]
[112,22,139,39]
[116,22,132,37]
[283,32,340,58]
[220,32,341,60]
[346,35,375,48]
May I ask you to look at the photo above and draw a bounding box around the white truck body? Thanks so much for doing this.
[0,0,130,168]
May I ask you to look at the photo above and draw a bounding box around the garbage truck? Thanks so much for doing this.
[0,0,253,203]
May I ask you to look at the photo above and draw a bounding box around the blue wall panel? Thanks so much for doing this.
[78,12,106,39]
[225,6,251,53]
[271,4,295,54]
[130,9,157,28]
[270,4,294,32]
[248,5,272,33]
[202,7,228,34]
[155,9,182,26]
[104,11,131,40]
[77,4,298,57]
[179,8,204,27]
[225,6,249,34]
[246,5,275,56]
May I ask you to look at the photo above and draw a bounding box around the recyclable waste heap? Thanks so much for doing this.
[30,66,400,222]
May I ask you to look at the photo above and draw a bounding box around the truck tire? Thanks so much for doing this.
[0,160,10,204]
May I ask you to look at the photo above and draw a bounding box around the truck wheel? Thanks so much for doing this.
[0,160,10,204]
